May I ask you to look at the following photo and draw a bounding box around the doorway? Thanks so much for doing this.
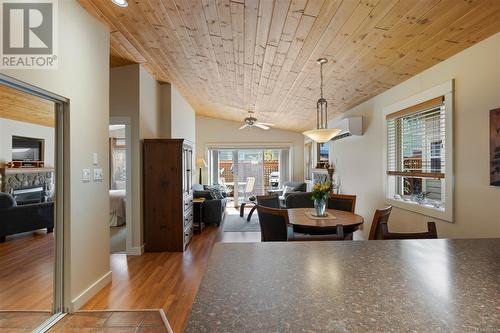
[109,118,132,255]
[0,74,68,331]
[208,146,292,207]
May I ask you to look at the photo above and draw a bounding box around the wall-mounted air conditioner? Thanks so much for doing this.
[331,117,363,141]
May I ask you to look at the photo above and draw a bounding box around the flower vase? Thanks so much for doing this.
[314,197,326,217]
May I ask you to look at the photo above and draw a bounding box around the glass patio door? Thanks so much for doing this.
[208,146,291,207]
[236,149,264,203]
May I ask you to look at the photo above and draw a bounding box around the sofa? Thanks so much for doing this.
[192,184,227,226]
[0,192,54,242]
[269,181,307,206]
[283,181,307,193]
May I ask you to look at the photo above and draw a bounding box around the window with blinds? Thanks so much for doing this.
[386,96,446,207]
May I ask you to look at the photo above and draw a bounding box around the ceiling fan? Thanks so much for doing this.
[239,111,274,130]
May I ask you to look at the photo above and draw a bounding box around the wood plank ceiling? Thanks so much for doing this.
[79,0,500,132]
[0,84,55,127]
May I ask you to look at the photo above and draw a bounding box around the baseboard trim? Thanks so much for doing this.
[71,271,112,310]
[128,244,144,256]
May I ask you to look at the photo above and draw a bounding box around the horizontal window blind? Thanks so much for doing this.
[387,96,445,179]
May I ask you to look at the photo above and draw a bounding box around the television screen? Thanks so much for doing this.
[12,136,43,161]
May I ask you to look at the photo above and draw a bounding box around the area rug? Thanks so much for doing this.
[222,212,261,232]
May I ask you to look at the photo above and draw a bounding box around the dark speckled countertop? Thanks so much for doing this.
[185,239,500,332]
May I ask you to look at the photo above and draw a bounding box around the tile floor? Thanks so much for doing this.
[50,310,168,332]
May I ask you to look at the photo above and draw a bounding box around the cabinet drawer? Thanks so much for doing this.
[184,223,193,248]
[184,211,193,227]
[183,196,193,212]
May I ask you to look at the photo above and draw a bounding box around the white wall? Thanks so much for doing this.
[110,65,141,252]
[330,32,500,239]
[196,116,304,183]
[0,0,110,309]
[171,85,196,142]
[110,64,153,253]
[139,66,161,139]
[110,65,196,252]
[0,118,55,167]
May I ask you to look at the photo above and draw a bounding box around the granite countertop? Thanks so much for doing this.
[185,239,500,332]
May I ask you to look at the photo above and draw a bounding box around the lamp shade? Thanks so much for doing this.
[196,158,207,168]
[302,128,342,143]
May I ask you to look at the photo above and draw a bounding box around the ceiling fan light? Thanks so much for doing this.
[111,0,128,7]
[303,128,342,143]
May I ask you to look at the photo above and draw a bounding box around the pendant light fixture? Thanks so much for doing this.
[302,58,341,143]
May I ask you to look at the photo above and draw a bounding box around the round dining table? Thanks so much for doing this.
[287,208,364,237]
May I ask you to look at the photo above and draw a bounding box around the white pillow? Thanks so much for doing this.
[282,185,295,195]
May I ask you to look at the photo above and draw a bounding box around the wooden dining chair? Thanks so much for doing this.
[368,206,393,240]
[256,205,290,242]
[291,224,345,242]
[328,194,356,213]
[380,222,438,240]
[255,205,345,242]
[368,205,438,240]
[285,192,314,208]
[256,193,281,209]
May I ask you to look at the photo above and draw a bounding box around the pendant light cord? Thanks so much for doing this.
[320,61,324,100]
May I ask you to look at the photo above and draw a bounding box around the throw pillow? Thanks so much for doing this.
[205,185,224,199]
[282,185,295,195]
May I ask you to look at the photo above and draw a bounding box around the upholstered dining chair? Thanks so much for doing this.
[368,205,438,240]
[328,194,356,213]
[256,205,344,242]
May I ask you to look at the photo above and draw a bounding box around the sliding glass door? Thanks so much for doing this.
[236,149,264,201]
[208,146,291,206]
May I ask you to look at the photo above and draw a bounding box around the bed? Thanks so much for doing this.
[109,189,126,227]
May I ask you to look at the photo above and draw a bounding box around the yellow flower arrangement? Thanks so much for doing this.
[311,180,333,201]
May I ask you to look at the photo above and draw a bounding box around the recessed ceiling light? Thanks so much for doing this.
[111,0,128,8]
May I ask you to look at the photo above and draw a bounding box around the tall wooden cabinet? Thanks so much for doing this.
[143,139,194,252]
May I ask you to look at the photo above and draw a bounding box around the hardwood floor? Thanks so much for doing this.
[0,231,54,311]
[0,311,52,332]
[0,208,259,332]
[83,209,261,333]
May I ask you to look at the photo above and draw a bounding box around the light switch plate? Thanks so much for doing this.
[93,168,103,181]
[93,153,99,165]
[82,169,91,182]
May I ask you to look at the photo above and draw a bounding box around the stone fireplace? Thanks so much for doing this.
[0,167,55,201]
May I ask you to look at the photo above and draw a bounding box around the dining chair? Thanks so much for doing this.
[368,206,392,240]
[328,194,356,213]
[256,193,281,209]
[380,221,438,240]
[368,205,438,240]
[292,225,344,241]
[285,192,314,208]
[256,205,345,242]
[255,205,290,242]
